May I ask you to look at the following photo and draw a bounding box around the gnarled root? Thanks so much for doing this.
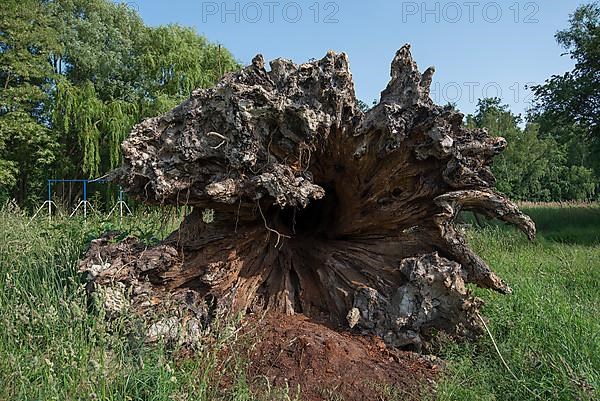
[80,45,535,349]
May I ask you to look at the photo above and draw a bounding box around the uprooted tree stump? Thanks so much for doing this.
[80,45,535,350]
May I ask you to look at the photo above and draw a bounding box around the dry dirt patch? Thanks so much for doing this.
[239,313,439,401]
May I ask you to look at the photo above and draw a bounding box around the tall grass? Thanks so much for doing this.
[0,204,292,401]
[0,203,598,400]
[436,206,599,400]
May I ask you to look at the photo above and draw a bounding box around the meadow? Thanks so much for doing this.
[0,203,597,400]
[436,206,599,401]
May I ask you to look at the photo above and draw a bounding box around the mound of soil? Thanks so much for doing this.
[242,313,440,401]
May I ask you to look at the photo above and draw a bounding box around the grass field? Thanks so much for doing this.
[435,206,599,401]
[0,203,598,400]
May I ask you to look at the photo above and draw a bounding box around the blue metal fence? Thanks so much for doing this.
[32,178,130,221]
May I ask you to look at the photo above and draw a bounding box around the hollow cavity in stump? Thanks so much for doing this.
[80,45,535,349]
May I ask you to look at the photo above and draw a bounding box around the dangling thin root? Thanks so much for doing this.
[257,201,290,249]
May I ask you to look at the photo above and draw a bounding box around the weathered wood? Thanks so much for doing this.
[80,45,535,349]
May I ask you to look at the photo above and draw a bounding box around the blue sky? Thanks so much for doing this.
[126,0,587,117]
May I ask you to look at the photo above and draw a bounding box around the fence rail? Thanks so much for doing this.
[31,179,131,221]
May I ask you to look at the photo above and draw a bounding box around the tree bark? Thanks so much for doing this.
[80,45,535,349]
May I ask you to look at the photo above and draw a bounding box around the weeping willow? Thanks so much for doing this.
[102,100,138,169]
[53,79,138,177]
[51,24,239,179]
[141,25,239,99]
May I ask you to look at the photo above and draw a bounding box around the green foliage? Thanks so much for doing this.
[0,0,240,206]
[357,99,370,112]
[0,0,61,206]
[53,78,139,176]
[54,79,103,176]
[139,25,238,98]
[468,98,597,201]
[532,2,600,178]
[51,0,239,179]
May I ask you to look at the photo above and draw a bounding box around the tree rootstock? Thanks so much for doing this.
[80,45,535,349]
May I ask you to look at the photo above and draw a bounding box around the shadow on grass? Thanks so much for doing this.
[461,205,600,246]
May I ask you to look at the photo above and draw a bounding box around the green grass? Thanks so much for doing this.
[0,203,598,400]
[436,206,599,401]
[0,205,295,401]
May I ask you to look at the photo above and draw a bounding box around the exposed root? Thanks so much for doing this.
[83,45,535,349]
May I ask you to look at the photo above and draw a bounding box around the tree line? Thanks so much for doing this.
[1,1,599,207]
[0,0,239,207]
[470,2,600,202]
[363,2,600,202]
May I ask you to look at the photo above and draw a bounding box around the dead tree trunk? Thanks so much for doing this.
[80,45,535,349]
